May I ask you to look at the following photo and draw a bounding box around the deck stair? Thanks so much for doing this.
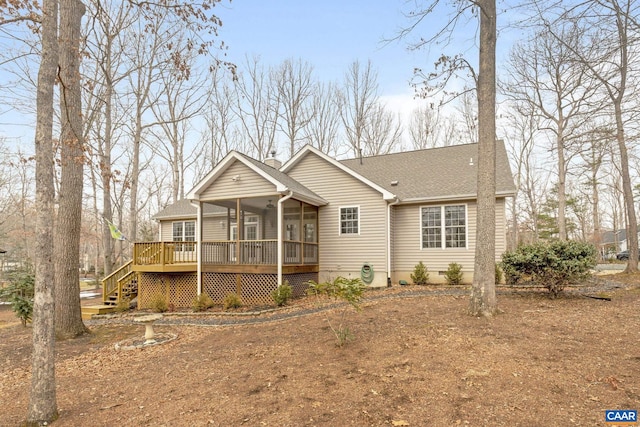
[101,260,139,306]
[82,260,139,320]
[81,304,116,320]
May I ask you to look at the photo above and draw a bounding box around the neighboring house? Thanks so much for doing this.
[600,229,639,255]
[105,142,515,309]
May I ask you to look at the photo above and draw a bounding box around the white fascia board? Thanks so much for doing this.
[292,192,329,207]
[281,144,396,201]
[186,151,239,200]
[187,151,288,200]
[400,192,514,204]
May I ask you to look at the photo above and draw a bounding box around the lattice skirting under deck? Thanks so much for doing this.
[138,273,198,309]
[138,272,318,308]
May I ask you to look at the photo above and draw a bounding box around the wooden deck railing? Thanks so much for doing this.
[133,240,318,267]
[133,242,197,265]
[102,260,135,304]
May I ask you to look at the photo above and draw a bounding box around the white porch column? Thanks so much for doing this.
[197,201,203,295]
[277,191,294,286]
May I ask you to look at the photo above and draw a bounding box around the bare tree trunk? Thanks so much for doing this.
[55,0,87,339]
[556,131,567,240]
[102,55,114,275]
[611,1,638,272]
[27,0,59,422]
[341,60,379,157]
[615,100,638,272]
[129,118,141,243]
[273,58,314,157]
[469,0,497,317]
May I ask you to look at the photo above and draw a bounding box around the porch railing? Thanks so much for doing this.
[133,242,196,265]
[202,240,277,265]
[133,241,318,266]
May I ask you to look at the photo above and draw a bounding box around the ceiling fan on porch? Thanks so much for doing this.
[265,200,275,209]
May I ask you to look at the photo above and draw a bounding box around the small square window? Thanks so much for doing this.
[340,206,359,235]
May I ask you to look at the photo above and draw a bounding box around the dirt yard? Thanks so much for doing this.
[1,275,639,426]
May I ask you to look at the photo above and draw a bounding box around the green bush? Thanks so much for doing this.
[0,267,35,327]
[223,293,242,310]
[444,262,464,285]
[495,263,503,285]
[192,293,215,312]
[271,281,293,307]
[150,292,169,313]
[307,277,366,346]
[410,261,429,285]
[501,240,597,297]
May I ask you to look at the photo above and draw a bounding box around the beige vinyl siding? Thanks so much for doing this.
[495,198,507,256]
[202,216,227,240]
[160,216,226,241]
[160,220,174,241]
[199,160,277,200]
[288,152,389,287]
[392,198,508,284]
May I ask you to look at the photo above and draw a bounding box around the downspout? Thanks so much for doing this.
[387,197,400,287]
[277,191,294,287]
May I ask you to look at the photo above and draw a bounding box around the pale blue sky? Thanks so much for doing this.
[1,1,522,148]
[212,0,522,117]
[215,0,434,96]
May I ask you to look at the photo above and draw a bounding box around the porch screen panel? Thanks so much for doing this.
[284,200,301,263]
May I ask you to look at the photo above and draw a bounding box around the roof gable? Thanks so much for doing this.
[187,151,286,199]
[281,145,397,201]
[186,150,327,206]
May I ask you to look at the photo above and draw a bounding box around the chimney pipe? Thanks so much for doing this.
[264,150,282,169]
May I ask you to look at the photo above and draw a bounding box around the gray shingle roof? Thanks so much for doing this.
[339,142,515,202]
[157,142,515,218]
[601,229,628,245]
[153,199,226,220]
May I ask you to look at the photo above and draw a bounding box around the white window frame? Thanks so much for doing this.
[420,204,467,249]
[172,220,196,251]
[339,205,360,236]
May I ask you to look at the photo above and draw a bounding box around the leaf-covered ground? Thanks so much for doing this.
[1,274,639,426]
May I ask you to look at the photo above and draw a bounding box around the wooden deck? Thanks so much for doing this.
[131,241,319,274]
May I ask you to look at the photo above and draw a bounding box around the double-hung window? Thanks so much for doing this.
[421,205,466,249]
[339,206,359,235]
[173,220,195,251]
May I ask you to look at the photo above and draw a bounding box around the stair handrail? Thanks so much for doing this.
[115,270,138,303]
[102,260,133,303]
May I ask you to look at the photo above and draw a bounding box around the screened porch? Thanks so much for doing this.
[132,197,319,274]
